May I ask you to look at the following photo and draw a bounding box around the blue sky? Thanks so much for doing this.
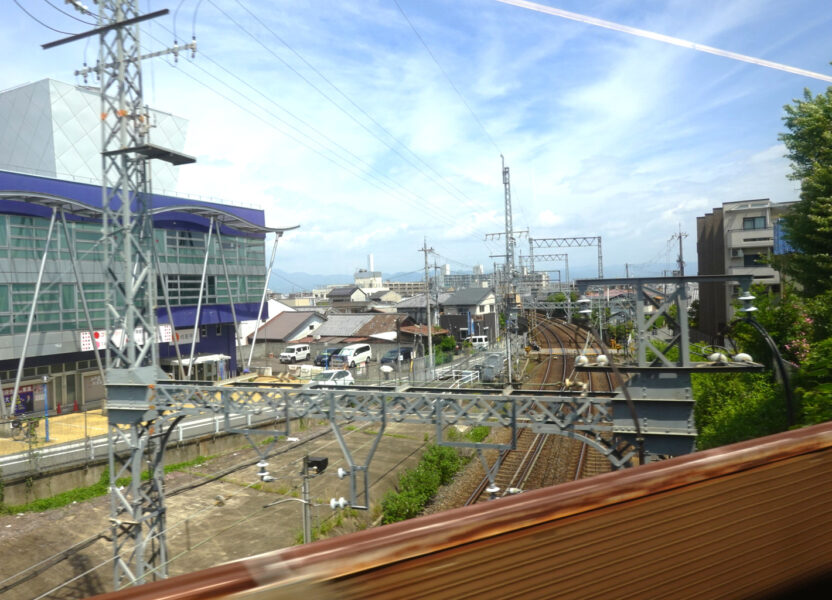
[2,1,831,287]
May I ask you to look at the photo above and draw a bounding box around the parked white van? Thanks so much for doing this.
[279,344,311,363]
[470,335,489,349]
[332,343,372,368]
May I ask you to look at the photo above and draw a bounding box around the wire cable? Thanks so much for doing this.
[40,0,96,25]
[219,0,491,215]
[142,28,493,240]
[191,0,205,39]
[13,0,76,34]
[393,0,502,155]
[32,556,116,600]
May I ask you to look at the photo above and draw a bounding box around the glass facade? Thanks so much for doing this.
[0,213,265,334]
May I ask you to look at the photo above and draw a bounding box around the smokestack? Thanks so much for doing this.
[368,254,374,272]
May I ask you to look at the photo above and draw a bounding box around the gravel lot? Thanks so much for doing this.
[0,420,435,599]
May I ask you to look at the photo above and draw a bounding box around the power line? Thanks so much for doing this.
[142,28,493,240]
[13,0,76,34]
[393,0,501,155]
[215,0,490,214]
[41,0,96,25]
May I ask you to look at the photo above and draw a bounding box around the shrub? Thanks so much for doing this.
[381,443,463,524]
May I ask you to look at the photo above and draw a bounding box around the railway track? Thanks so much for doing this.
[465,316,613,504]
[531,317,615,481]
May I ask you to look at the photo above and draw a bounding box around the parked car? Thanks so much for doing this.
[380,347,413,365]
[470,335,489,350]
[314,347,340,367]
[311,369,355,385]
[331,343,372,368]
[279,344,311,363]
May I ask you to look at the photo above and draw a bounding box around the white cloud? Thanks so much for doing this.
[537,210,564,227]
[1,0,825,278]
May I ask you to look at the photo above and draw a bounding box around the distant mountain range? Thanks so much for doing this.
[268,262,699,294]
[268,268,425,294]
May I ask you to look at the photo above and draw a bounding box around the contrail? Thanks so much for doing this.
[495,0,832,84]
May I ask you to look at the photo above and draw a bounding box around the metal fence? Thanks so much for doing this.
[0,410,283,482]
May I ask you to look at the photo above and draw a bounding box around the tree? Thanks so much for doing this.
[693,372,786,450]
[777,86,832,296]
[791,338,832,425]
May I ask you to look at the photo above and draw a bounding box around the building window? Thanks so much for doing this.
[61,284,76,310]
[216,324,222,335]
[200,325,208,337]
[742,216,766,230]
[167,230,205,248]
[743,253,763,267]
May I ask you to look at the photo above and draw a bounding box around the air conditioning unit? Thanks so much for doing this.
[731,248,744,258]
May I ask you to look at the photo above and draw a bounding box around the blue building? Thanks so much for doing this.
[0,80,292,415]
[0,168,285,414]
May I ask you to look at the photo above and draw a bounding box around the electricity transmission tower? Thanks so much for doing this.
[485,156,527,383]
[45,2,194,587]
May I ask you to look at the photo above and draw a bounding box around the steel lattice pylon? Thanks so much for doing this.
[95,1,165,587]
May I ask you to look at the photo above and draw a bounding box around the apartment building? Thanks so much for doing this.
[696,198,795,339]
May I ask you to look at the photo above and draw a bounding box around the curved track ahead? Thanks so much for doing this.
[466,317,615,505]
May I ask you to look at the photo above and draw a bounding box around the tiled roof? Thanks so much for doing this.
[445,287,494,306]
[250,311,321,341]
[328,286,362,297]
[400,324,449,336]
[353,314,412,337]
[311,314,375,337]
[396,292,452,308]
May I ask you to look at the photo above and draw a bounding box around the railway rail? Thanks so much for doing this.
[91,421,832,600]
[466,316,612,505]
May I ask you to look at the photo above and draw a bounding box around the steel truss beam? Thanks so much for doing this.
[141,385,634,471]
[531,236,602,278]
[572,275,758,457]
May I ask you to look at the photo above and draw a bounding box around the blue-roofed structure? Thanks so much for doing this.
[0,167,296,414]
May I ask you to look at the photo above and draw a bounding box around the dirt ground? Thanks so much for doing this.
[0,420,436,600]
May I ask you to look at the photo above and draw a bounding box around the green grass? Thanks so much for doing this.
[0,455,212,515]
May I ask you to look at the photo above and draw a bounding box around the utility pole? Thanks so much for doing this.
[301,456,312,544]
[420,239,434,375]
[671,225,688,276]
[501,156,514,384]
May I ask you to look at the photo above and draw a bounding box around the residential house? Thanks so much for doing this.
[440,288,499,344]
[247,311,325,343]
[327,286,370,312]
